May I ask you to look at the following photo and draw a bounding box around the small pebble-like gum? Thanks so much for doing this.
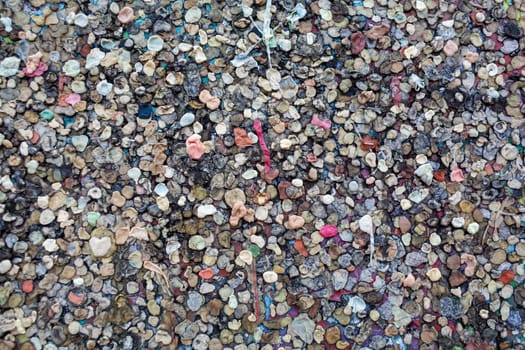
[233,127,252,148]
[229,201,247,227]
[39,109,54,121]
[360,135,378,151]
[117,6,134,23]
[287,215,305,229]
[185,134,205,160]
[198,268,214,280]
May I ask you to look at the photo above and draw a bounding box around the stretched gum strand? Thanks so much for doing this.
[253,119,271,174]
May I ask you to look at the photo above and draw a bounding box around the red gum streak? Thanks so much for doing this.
[253,119,271,174]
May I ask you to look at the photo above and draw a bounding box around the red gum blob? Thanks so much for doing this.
[320,224,338,238]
